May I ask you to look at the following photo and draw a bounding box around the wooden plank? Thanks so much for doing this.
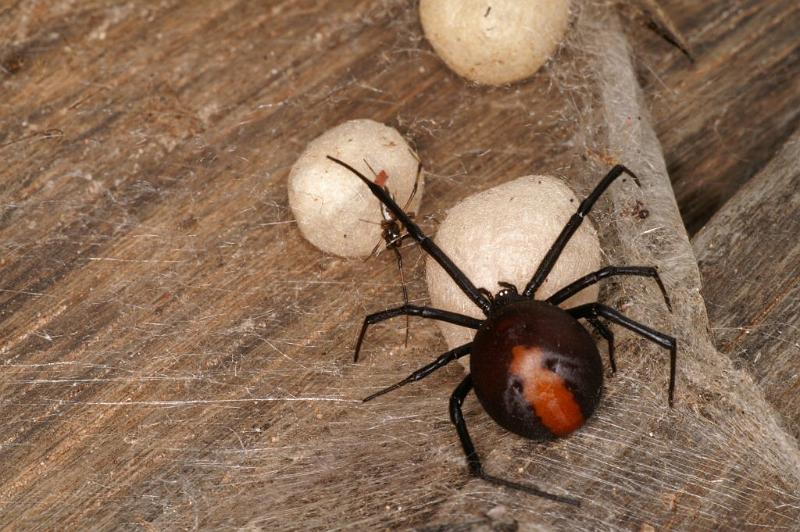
[693,130,800,439]
[1,0,798,529]
[635,0,800,234]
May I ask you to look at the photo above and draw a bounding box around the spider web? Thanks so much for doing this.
[2,1,798,529]
[172,2,800,528]
[226,2,800,529]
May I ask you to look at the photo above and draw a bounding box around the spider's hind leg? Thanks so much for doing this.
[569,303,677,406]
[449,376,581,506]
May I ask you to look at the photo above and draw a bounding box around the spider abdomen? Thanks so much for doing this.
[471,299,603,441]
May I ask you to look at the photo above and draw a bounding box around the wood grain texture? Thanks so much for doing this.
[1,0,798,530]
[635,0,800,234]
[694,130,800,440]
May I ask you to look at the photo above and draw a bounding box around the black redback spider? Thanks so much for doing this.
[361,160,423,349]
[327,155,676,506]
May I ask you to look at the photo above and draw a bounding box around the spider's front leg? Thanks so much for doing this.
[327,155,493,315]
[524,165,640,298]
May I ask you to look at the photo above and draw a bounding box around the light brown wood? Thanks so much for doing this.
[1,0,798,529]
[640,0,800,234]
[694,130,800,440]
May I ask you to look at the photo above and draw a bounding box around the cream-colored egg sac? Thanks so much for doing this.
[288,119,423,257]
[420,0,571,85]
[426,175,601,354]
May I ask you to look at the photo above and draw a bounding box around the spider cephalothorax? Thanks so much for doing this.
[479,281,524,310]
[327,155,676,506]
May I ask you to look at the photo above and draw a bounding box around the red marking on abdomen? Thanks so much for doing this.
[510,345,584,436]
[375,170,389,187]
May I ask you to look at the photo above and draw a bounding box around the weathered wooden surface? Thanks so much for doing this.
[639,0,800,234]
[1,0,798,530]
[694,130,800,441]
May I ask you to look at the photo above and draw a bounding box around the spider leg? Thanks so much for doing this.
[523,165,640,298]
[354,305,482,362]
[402,161,422,211]
[569,303,677,406]
[364,238,384,261]
[328,156,492,315]
[391,246,411,348]
[449,375,580,506]
[548,266,671,310]
[587,315,616,372]
[385,232,405,248]
[363,343,471,402]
